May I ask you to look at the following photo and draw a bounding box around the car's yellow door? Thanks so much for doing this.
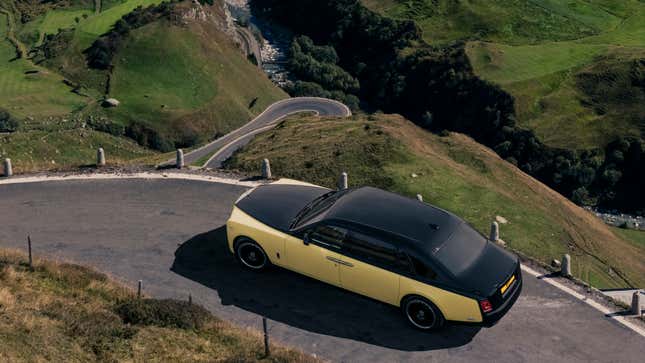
[284,234,341,286]
[338,255,399,305]
[336,230,401,306]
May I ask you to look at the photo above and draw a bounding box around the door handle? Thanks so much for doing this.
[326,256,353,267]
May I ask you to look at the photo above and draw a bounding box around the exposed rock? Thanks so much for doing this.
[496,215,508,224]
[102,98,120,107]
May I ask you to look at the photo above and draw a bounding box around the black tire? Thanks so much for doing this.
[234,238,270,271]
[401,295,445,331]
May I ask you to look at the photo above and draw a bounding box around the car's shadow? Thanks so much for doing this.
[171,226,481,351]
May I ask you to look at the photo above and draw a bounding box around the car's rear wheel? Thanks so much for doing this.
[402,296,445,331]
[235,238,269,271]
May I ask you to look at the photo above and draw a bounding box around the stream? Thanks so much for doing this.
[224,0,292,86]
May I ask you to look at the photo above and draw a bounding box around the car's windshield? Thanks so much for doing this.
[433,222,487,277]
[290,189,350,229]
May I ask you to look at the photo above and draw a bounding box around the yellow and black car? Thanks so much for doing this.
[226,179,522,330]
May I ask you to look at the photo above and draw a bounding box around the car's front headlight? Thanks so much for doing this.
[235,187,256,204]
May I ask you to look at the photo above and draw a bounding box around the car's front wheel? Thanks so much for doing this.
[235,238,269,271]
[402,295,445,331]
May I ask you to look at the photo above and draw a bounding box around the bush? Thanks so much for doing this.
[115,298,213,330]
[125,122,174,152]
[0,109,19,132]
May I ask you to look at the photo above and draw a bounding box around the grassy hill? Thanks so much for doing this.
[0,0,286,172]
[362,0,645,151]
[0,248,314,362]
[225,114,645,289]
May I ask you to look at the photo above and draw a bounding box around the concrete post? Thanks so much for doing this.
[261,159,272,179]
[338,172,348,190]
[416,194,423,202]
[490,221,499,242]
[3,158,12,177]
[631,291,642,315]
[561,254,571,277]
[176,149,184,169]
[97,148,106,166]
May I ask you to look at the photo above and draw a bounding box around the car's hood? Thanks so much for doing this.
[235,183,330,232]
[457,242,519,296]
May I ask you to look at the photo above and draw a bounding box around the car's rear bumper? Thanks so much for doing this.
[481,272,523,327]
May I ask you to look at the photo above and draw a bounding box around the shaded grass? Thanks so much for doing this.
[0,248,317,362]
[225,114,645,288]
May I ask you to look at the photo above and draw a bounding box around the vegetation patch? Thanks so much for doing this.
[0,248,316,362]
[226,115,645,289]
[116,298,213,330]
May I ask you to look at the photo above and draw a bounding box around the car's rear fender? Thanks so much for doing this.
[399,276,483,323]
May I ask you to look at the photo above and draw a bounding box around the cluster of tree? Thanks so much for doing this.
[253,0,645,214]
[85,1,180,69]
[0,109,20,133]
[86,115,200,152]
[286,36,360,109]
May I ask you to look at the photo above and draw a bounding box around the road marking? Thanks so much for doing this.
[0,172,261,188]
[521,264,645,338]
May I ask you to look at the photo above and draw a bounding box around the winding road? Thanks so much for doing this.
[0,175,642,362]
[174,97,351,169]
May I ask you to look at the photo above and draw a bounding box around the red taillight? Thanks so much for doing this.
[480,299,493,313]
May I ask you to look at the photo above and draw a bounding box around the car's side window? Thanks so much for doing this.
[308,225,347,250]
[409,254,437,280]
[343,231,404,270]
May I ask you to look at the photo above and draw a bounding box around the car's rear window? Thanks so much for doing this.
[433,223,487,277]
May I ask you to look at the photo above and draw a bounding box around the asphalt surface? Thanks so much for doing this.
[0,178,642,362]
[177,97,351,168]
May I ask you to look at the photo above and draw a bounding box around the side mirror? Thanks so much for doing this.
[303,231,311,246]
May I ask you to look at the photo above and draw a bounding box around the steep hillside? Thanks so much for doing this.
[0,0,286,171]
[0,248,315,362]
[363,0,645,151]
[225,114,645,289]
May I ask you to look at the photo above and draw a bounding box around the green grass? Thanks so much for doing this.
[0,13,87,120]
[107,21,218,127]
[1,0,286,171]
[78,0,164,42]
[365,0,645,150]
[614,228,645,248]
[362,0,628,46]
[226,114,645,289]
[106,19,286,138]
[17,8,95,47]
[0,129,156,172]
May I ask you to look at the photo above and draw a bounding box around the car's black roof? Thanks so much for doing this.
[321,187,461,249]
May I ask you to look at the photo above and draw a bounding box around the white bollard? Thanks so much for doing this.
[261,159,272,179]
[416,194,423,202]
[631,291,642,315]
[3,158,12,177]
[490,221,499,242]
[176,149,184,169]
[561,254,571,277]
[97,148,106,166]
[338,172,348,190]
